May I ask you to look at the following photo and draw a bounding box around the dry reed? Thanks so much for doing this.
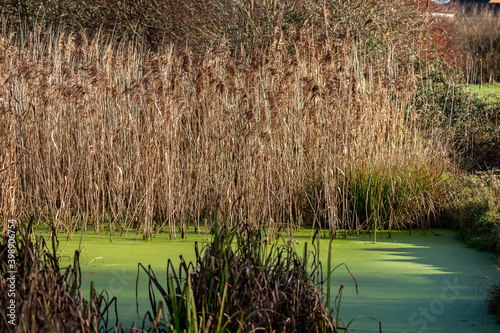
[0,7,458,238]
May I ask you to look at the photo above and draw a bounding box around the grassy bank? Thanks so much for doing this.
[449,169,500,320]
[468,83,500,99]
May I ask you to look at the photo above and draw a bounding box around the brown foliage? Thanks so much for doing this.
[0,17,457,238]
[0,1,462,238]
[453,4,500,83]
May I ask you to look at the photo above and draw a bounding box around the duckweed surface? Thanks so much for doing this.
[40,228,499,332]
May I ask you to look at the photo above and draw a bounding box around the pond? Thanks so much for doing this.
[45,228,499,332]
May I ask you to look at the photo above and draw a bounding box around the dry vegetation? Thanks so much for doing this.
[0,1,461,239]
[453,4,500,84]
[0,218,119,332]
[0,0,446,52]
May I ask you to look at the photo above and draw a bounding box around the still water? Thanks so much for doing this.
[45,228,499,332]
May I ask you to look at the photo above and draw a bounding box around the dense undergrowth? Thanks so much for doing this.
[415,79,500,169]
[450,170,500,254]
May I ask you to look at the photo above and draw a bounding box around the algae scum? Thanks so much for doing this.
[47,228,499,332]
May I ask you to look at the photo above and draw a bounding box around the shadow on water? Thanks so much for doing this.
[300,229,500,333]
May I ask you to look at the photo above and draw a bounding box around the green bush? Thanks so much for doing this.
[414,80,500,169]
[451,171,500,254]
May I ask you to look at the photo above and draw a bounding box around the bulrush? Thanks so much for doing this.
[0,10,457,238]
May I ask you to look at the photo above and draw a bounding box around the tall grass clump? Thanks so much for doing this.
[345,160,455,235]
[0,217,119,332]
[0,1,460,238]
[136,224,369,332]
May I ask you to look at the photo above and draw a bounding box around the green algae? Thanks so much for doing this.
[36,228,499,332]
[37,228,207,327]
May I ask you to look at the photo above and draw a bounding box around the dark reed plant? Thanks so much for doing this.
[487,279,500,321]
[135,224,377,333]
[0,217,119,332]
